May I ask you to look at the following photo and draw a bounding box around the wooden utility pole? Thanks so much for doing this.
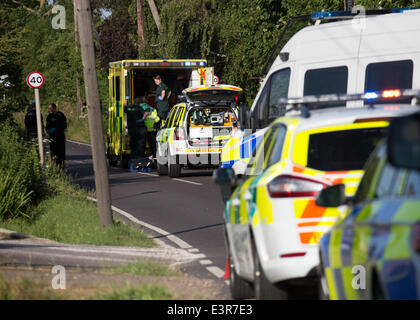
[137,0,145,50]
[75,0,113,227]
[73,0,83,117]
[147,0,161,31]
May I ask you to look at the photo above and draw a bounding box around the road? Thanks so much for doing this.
[66,140,229,284]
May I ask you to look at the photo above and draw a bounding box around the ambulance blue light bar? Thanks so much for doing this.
[278,89,420,108]
[310,8,417,21]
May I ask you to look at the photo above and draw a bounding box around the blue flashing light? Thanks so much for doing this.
[199,61,206,67]
[364,92,378,100]
[390,8,416,13]
[184,61,192,67]
[310,10,351,20]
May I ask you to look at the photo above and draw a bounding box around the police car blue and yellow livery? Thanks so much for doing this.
[220,128,267,173]
[222,103,416,300]
[318,141,420,300]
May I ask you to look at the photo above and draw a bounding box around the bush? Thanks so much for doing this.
[0,124,44,218]
[0,173,32,219]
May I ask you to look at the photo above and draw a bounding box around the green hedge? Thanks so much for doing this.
[0,124,43,219]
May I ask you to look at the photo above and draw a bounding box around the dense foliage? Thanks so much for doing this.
[1,0,420,114]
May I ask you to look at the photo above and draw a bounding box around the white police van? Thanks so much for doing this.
[222,8,420,173]
[249,7,420,129]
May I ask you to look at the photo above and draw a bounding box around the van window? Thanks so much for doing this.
[353,142,385,204]
[304,66,348,96]
[374,163,398,198]
[269,68,290,118]
[404,170,420,197]
[365,60,413,92]
[266,125,287,167]
[307,127,385,171]
[253,83,269,128]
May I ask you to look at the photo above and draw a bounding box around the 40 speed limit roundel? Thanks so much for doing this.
[26,72,45,89]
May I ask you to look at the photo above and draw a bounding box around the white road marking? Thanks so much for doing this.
[199,259,213,265]
[108,202,192,250]
[67,139,91,147]
[225,280,230,285]
[188,248,200,253]
[137,172,159,177]
[172,178,202,186]
[206,266,225,278]
[88,198,227,279]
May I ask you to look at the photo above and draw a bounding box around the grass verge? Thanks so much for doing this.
[0,272,172,300]
[0,193,154,247]
[108,261,177,276]
[93,284,172,300]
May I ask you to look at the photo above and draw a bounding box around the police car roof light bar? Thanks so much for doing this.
[278,88,420,116]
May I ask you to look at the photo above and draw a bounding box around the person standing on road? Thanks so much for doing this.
[140,96,159,158]
[46,103,67,168]
[24,101,43,141]
[153,75,171,128]
[124,97,148,171]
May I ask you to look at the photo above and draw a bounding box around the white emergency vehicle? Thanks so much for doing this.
[222,8,420,172]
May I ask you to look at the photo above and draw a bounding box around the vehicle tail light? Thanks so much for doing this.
[175,127,186,140]
[411,223,420,253]
[280,252,307,258]
[267,174,328,198]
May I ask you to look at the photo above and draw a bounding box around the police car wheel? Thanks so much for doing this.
[252,239,288,300]
[227,241,254,299]
[157,161,168,175]
[168,155,181,178]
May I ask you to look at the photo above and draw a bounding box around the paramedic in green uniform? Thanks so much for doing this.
[140,96,160,158]
[124,97,148,169]
[153,75,171,127]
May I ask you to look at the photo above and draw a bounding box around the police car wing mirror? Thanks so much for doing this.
[213,167,237,203]
[315,184,346,208]
[387,112,420,170]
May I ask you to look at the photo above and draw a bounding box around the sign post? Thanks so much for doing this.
[26,71,45,168]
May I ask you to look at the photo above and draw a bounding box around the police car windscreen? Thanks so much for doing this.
[307,127,386,171]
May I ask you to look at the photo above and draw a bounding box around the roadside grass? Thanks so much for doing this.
[0,274,66,300]
[0,273,172,300]
[108,261,178,276]
[0,193,154,247]
[93,284,173,300]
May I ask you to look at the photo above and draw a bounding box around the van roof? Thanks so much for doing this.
[272,9,420,69]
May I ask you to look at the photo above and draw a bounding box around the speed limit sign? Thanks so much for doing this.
[26,72,45,89]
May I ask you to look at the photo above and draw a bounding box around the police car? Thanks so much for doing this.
[156,85,242,178]
[317,107,420,300]
[214,90,418,300]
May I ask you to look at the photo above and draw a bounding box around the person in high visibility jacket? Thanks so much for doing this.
[140,96,160,158]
